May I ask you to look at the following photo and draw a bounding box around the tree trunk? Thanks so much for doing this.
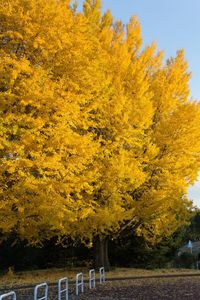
[93,236,110,271]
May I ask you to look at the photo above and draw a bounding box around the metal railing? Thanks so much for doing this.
[99,267,105,284]
[75,272,84,297]
[34,283,48,300]
[58,277,68,300]
[0,266,106,299]
[89,269,96,289]
[0,292,16,300]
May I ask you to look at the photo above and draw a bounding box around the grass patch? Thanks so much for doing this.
[106,267,200,278]
[1,267,200,288]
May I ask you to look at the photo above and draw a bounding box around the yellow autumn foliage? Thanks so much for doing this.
[0,0,200,245]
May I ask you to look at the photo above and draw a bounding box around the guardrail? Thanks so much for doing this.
[0,267,106,299]
[89,269,95,289]
[75,272,84,297]
[58,277,68,300]
[99,267,105,284]
[34,283,48,300]
[0,291,16,300]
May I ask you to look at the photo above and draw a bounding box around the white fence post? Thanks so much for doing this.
[0,292,16,300]
[99,267,105,284]
[58,277,68,300]
[34,283,48,300]
[76,272,84,297]
[89,269,95,289]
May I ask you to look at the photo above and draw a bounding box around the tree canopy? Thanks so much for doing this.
[0,0,200,246]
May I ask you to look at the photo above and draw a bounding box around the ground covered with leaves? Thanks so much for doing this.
[1,275,200,299]
[76,277,200,299]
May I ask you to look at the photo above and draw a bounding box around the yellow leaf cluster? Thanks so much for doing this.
[0,0,199,245]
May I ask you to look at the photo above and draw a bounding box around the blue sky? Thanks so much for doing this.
[78,0,200,207]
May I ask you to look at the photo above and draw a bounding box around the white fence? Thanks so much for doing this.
[89,269,95,289]
[0,267,105,299]
[0,292,16,300]
[58,277,68,300]
[34,283,48,300]
[75,272,84,297]
[99,267,105,284]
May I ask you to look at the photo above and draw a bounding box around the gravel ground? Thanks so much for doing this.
[1,276,200,299]
[75,277,200,300]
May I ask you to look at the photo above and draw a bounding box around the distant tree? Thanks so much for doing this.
[179,210,200,242]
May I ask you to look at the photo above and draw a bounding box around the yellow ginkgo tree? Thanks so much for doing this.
[1,0,200,269]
